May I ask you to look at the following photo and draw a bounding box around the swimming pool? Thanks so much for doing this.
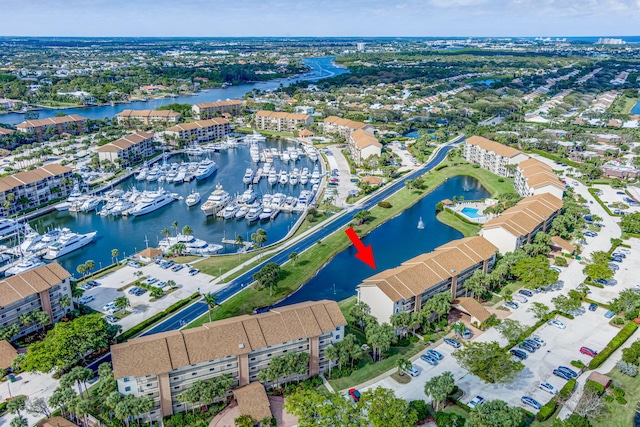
[460,207,484,219]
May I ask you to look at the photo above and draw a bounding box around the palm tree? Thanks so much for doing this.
[161,227,170,238]
[114,296,130,314]
[396,357,412,376]
[59,295,71,314]
[235,235,243,246]
[111,248,120,265]
[288,251,298,266]
[203,293,219,323]
[181,225,193,236]
[172,220,179,236]
[32,310,50,335]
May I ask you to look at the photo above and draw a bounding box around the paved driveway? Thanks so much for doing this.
[325,145,358,207]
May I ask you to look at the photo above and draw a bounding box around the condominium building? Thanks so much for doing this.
[15,115,87,141]
[0,164,73,216]
[111,300,346,421]
[480,193,563,255]
[513,158,564,200]
[462,136,529,177]
[349,129,382,165]
[0,128,14,139]
[115,110,181,126]
[164,118,230,145]
[0,263,72,339]
[96,132,156,168]
[254,111,313,132]
[357,236,498,325]
[192,100,242,119]
[322,116,373,139]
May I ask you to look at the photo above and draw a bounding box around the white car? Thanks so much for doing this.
[531,336,547,346]
[405,365,420,377]
[468,396,486,408]
[539,382,558,395]
[513,295,528,303]
[79,295,95,304]
[548,319,567,329]
[102,302,116,312]
[572,181,579,186]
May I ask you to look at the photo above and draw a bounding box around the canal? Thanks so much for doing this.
[0,57,347,125]
[276,175,490,306]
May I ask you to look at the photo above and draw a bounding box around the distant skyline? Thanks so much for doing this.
[1,0,639,38]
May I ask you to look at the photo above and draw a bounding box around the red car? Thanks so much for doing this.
[580,347,598,357]
[348,388,361,402]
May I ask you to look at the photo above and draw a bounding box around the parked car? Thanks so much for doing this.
[521,396,542,410]
[79,295,95,304]
[557,366,578,378]
[468,396,486,409]
[503,301,519,310]
[580,347,598,357]
[444,337,461,348]
[348,388,361,403]
[427,349,444,360]
[589,303,598,311]
[523,339,541,349]
[510,349,528,360]
[105,315,119,324]
[171,264,185,272]
[609,263,619,271]
[584,231,597,237]
[128,286,141,295]
[553,369,573,380]
[127,261,141,268]
[405,365,420,377]
[611,257,624,263]
[519,342,537,353]
[531,336,547,346]
[80,283,92,290]
[103,302,116,311]
[462,328,472,339]
[420,354,438,366]
[87,280,100,287]
[188,268,200,276]
[595,279,608,285]
[548,319,567,329]
[519,289,533,297]
[539,382,558,395]
[612,252,626,258]
[513,295,528,304]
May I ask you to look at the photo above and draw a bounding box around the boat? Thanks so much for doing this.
[145,169,160,182]
[417,217,425,229]
[43,230,97,259]
[259,207,275,221]
[310,166,321,184]
[79,198,100,212]
[239,187,257,204]
[289,169,299,185]
[185,192,201,207]
[67,184,84,202]
[5,256,46,276]
[308,150,318,162]
[279,171,289,185]
[0,219,22,239]
[245,204,263,222]
[200,184,231,216]
[268,170,278,185]
[222,202,240,220]
[159,233,223,256]
[130,190,176,217]
[195,159,218,181]
[109,200,134,216]
[290,148,299,161]
[244,130,267,143]
[242,168,255,185]
[249,142,260,163]
[282,151,291,162]
[55,202,72,211]
[235,205,249,219]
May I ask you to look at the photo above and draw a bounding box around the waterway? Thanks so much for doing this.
[0,57,347,125]
[631,100,640,115]
[27,141,317,274]
[276,175,490,306]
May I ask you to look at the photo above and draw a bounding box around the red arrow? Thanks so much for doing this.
[345,227,377,270]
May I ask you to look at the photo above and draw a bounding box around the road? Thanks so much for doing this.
[140,142,458,336]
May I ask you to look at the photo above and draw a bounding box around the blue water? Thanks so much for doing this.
[0,57,348,125]
[472,79,501,86]
[404,131,419,138]
[460,207,483,219]
[631,101,640,115]
[276,175,490,306]
[27,142,316,274]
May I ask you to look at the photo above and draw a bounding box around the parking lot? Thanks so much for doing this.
[593,184,640,214]
[79,262,224,331]
[325,145,359,206]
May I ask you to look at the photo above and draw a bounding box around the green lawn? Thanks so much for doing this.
[442,404,469,420]
[193,253,257,277]
[602,368,640,427]
[436,210,481,237]
[173,255,202,264]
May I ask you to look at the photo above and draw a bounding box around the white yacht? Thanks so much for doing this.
[289,169,299,185]
[5,256,46,276]
[239,187,257,204]
[300,168,309,185]
[173,169,187,183]
[0,219,22,239]
[43,230,97,259]
[249,142,260,163]
[158,233,223,256]
[308,150,318,162]
[310,166,321,184]
[185,192,201,207]
[200,184,231,216]
[242,168,255,185]
[109,200,134,216]
[290,148,299,161]
[130,190,176,217]
[134,168,148,181]
[245,204,263,222]
[145,169,160,182]
[268,170,278,185]
[195,159,218,181]
[282,151,290,162]
[235,205,249,219]
[244,130,266,143]
[79,198,100,212]
[259,207,275,221]
[222,202,240,220]
[67,184,84,203]
[55,202,72,211]
[279,171,289,185]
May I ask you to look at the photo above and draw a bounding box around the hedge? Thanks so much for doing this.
[583,297,611,310]
[589,322,639,369]
[583,280,605,289]
[117,292,201,342]
[588,188,618,217]
[529,149,580,168]
[536,399,558,421]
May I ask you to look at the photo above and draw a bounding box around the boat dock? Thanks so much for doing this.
[221,239,254,252]
[253,168,263,185]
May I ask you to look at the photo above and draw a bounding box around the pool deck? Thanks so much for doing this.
[451,201,489,223]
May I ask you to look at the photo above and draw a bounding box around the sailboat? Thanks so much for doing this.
[417,217,425,229]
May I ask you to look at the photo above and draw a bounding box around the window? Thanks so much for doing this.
[250,357,255,361]
[267,354,271,357]
[174,386,180,390]
[124,387,131,392]
[123,378,130,382]
[209,368,215,372]
[192,372,197,376]
[226,363,232,367]
[146,384,152,387]
[335,335,340,340]
[282,350,288,353]
[173,377,179,381]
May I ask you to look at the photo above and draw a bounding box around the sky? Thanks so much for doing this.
[1,0,639,37]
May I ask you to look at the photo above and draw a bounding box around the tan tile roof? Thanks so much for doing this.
[115,110,180,119]
[38,417,78,427]
[96,131,153,153]
[323,116,368,130]
[111,300,346,379]
[518,158,564,190]
[0,263,71,307]
[0,340,17,370]
[360,237,497,302]
[0,163,72,192]
[466,135,522,158]
[0,128,14,136]
[138,247,163,258]
[482,194,562,237]
[255,111,311,121]
[194,100,242,108]
[551,236,575,253]
[233,382,272,421]
[15,114,87,129]
[350,129,381,149]
[298,129,314,137]
[452,297,491,323]
[165,118,229,132]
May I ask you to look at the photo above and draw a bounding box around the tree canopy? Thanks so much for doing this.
[453,341,524,383]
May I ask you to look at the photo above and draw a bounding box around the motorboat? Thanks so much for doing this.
[79,198,100,212]
[279,171,289,185]
[235,205,249,219]
[159,233,223,256]
[200,184,231,216]
[55,202,72,211]
[43,230,97,259]
[67,184,84,202]
[245,204,263,222]
[417,217,425,229]
[290,148,299,161]
[109,200,134,216]
[130,190,176,216]
[185,192,201,207]
[0,219,22,239]
[282,151,290,162]
[239,187,257,204]
[249,142,260,163]
[289,169,299,185]
[242,168,255,185]
[145,169,160,182]
[244,130,266,143]
[134,168,148,180]
[5,256,46,276]
[222,202,240,220]
[268,170,278,185]
[310,166,321,184]
[259,207,275,221]
[195,159,218,181]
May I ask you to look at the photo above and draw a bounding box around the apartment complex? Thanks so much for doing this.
[462,136,529,177]
[192,100,242,119]
[164,118,231,145]
[96,132,156,168]
[349,129,382,165]
[322,116,373,139]
[358,236,498,324]
[0,128,14,139]
[514,158,565,200]
[254,111,313,132]
[115,110,181,126]
[0,263,72,339]
[15,115,87,140]
[0,164,73,216]
[111,300,346,421]
[480,193,563,255]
